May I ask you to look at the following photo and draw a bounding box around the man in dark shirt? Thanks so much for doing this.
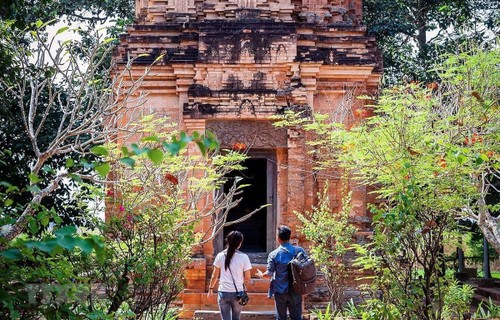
[256,225,306,320]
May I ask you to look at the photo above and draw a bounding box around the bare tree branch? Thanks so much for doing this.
[0,26,158,244]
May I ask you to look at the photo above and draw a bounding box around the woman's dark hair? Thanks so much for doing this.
[277,225,291,241]
[225,231,244,270]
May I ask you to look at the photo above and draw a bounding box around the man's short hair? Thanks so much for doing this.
[277,225,291,241]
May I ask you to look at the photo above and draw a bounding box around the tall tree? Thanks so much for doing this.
[0,0,133,28]
[0,0,135,228]
[0,23,151,242]
[363,0,499,85]
[274,45,498,319]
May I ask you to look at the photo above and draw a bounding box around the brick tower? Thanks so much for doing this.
[115,0,382,317]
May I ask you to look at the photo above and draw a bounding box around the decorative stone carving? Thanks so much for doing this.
[168,0,193,12]
[116,1,381,318]
[236,0,257,8]
[206,121,288,148]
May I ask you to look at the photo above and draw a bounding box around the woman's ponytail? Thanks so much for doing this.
[224,231,244,270]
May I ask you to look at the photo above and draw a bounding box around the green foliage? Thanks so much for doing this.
[0,4,228,317]
[311,303,339,320]
[0,0,136,233]
[0,0,134,30]
[357,299,401,320]
[473,297,500,319]
[442,278,475,319]
[0,223,106,318]
[363,0,499,85]
[276,46,499,320]
[0,20,115,231]
[86,120,239,318]
[0,118,235,318]
[297,181,356,310]
[343,299,362,319]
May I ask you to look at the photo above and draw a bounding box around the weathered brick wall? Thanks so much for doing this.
[114,0,381,316]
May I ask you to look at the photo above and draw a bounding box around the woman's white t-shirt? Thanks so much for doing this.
[213,249,252,292]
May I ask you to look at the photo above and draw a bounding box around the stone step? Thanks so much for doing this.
[194,310,276,320]
[476,287,500,302]
[182,293,276,319]
[182,292,275,309]
[190,280,270,293]
[246,278,270,292]
[206,264,268,279]
[472,293,485,308]
[204,264,271,292]
[471,293,500,319]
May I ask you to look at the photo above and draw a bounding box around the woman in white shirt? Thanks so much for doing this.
[207,231,252,320]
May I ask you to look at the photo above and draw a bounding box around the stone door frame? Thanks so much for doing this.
[214,149,277,264]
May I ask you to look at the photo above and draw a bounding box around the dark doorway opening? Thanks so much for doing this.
[223,158,268,253]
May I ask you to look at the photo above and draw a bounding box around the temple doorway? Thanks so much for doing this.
[216,151,277,263]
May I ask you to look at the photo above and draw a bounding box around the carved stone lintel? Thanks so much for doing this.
[206,121,287,148]
[169,0,194,12]
[236,0,257,8]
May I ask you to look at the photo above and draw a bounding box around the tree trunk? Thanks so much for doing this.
[416,4,428,60]
[477,194,500,254]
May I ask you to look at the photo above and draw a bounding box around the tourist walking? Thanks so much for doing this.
[208,230,252,320]
[256,225,307,320]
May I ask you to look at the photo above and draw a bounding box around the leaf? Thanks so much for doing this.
[56,26,69,35]
[4,199,13,207]
[81,159,93,169]
[95,163,111,177]
[6,185,18,193]
[90,146,109,157]
[53,215,63,224]
[68,173,82,182]
[475,155,485,165]
[41,165,54,174]
[141,136,160,143]
[120,157,135,168]
[57,236,77,250]
[164,173,178,185]
[121,146,130,157]
[179,132,193,145]
[28,173,43,184]
[61,39,71,47]
[26,239,58,253]
[131,143,149,156]
[479,154,489,162]
[147,149,164,165]
[163,141,181,155]
[39,19,56,29]
[196,141,206,156]
[102,37,117,45]
[154,54,164,63]
[0,249,23,260]
[65,158,75,168]
[27,185,41,193]
[41,215,49,227]
[75,238,94,254]
[54,226,77,237]
[456,153,467,165]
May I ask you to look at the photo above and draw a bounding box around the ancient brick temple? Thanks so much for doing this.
[115,0,381,317]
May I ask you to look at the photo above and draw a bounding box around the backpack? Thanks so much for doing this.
[287,250,317,295]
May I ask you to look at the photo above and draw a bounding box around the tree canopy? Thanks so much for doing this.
[363,0,499,85]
